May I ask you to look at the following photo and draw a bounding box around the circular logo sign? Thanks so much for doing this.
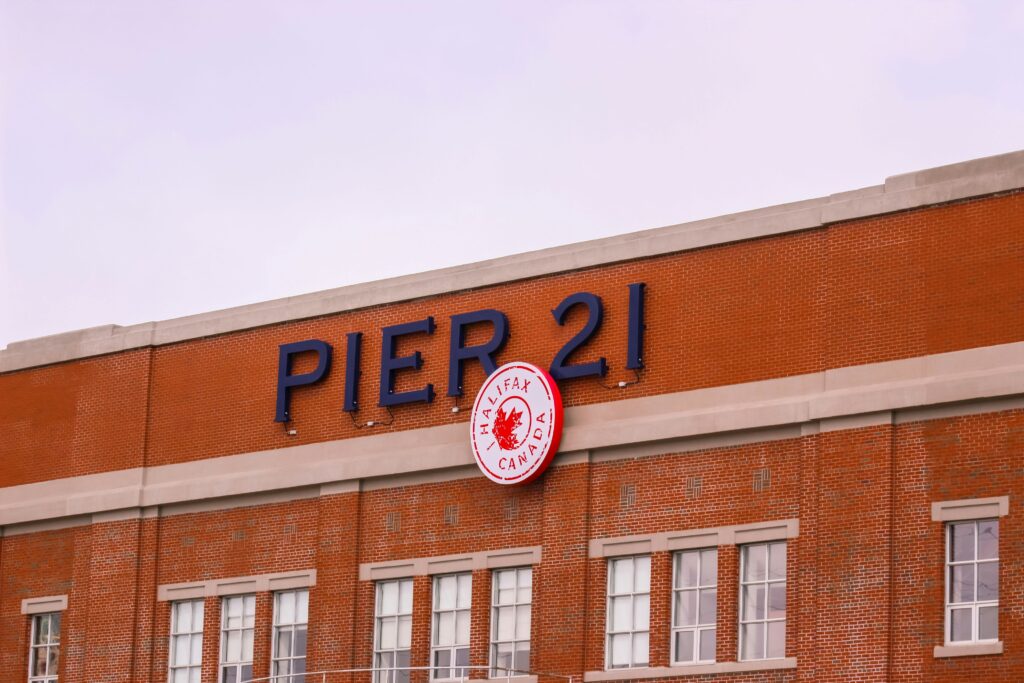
[470,362,564,485]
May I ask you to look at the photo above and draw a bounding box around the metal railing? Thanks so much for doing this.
[243,666,574,683]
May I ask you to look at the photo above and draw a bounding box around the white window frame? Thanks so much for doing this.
[28,612,61,683]
[219,594,255,683]
[374,579,413,683]
[738,542,786,661]
[945,519,999,644]
[168,599,204,683]
[430,573,472,681]
[671,548,717,665]
[605,555,650,670]
[271,590,308,682]
[490,567,532,677]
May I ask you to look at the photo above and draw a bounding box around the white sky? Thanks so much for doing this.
[1,1,1022,348]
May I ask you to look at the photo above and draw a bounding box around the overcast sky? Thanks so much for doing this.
[1,1,1022,348]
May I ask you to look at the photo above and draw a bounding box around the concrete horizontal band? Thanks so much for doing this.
[933,642,1003,658]
[2,150,1022,373]
[157,569,317,602]
[21,595,68,615]
[589,519,798,558]
[1,342,1023,532]
[931,496,1010,522]
[582,658,798,681]
[359,546,542,581]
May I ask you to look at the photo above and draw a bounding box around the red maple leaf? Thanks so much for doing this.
[492,405,523,450]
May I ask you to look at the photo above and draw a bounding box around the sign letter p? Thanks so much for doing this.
[275,340,332,422]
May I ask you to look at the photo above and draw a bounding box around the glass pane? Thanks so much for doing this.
[398,615,412,648]
[633,631,649,666]
[742,584,766,621]
[767,621,786,658]
[611,559,633,595]
[457,574,472,609]
[498,569,514,591]
[438,576,457,610]
[279,592,296,625]
[633,594,649,631]
[241,665,252,683]
[455,646,469,668]
[634,556,651,593]
[676,552,699,588]
[609,633,630,668]
[190,668,201,683]
[193,601,205,632]
[950,564,975,603]
[227,631,242,662]
[494,642,513,673]
[399,580,413,615]
[433,648,451,679]
[437,612,455,646]
[175,634,190,665]
[768,543,786,580]
[228,597,242,618]
[191,634,203,665]
[174,668,188,683]
[276,627,293,658]
[700,550,717,587]
[378,651,394,669]
[978,521,998,560]
[698,589,717,625]
[382,581,397,614]
[381,618,397,649]
[951,523,975,562]
[674,590,697,627]
[768,584,786,619]
[498,587,515,605]
[37,616,49,645]
[744,545,766,582]
[33,647,46,675]
[515,605,531,640]
[741,623,765,660]
[610,596,632,632]
[176,602,192,633]
[243,628,254,660]
[518,569,532,604]
[977,562,998,601]
[513,642,530,674]
[456,611,470,645]
[699,629,716,662]
[297,591,309,624]
[50,613,61,643]
[980,606,998,640]
[396,652,410,683]
[950,608,972,642]
[275,660,292,676]
[224,667,238,683]
[673,630,694,663]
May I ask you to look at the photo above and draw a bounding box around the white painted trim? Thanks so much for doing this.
[933,642,1003,658]
[2,151,1022,373]
[589,519,798,558]
[931,497,1009,522]
[583,658,798,681]
[359,546,542,581]
[21,595,68,615]
[1,342,1022,530]
[486,677,536,683]
[157,569,316,601]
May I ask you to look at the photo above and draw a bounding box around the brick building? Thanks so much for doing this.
[2,150,1023,683]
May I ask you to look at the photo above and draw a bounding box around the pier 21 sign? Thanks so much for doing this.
[273,283,646,435]
[470,362,563,485]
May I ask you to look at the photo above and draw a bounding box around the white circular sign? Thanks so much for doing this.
[469,361,564,485]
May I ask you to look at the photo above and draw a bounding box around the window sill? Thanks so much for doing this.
[486,676,537,683]
[933,641,1003,658]
[583,659,797,681]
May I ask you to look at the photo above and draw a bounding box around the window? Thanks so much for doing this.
[490,567,532,676]
[169,600,204,683]
[28,612,60,683]
[272,590,308,683]
[431,573,471,680]
[739,542,786,660]
[606,555,650,669]
[374,579,413,683]
[946,519,999,643]
[672,549,717,664]
[220,595,255,683]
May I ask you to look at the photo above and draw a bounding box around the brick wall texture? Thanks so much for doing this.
[1,191,1023,682]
